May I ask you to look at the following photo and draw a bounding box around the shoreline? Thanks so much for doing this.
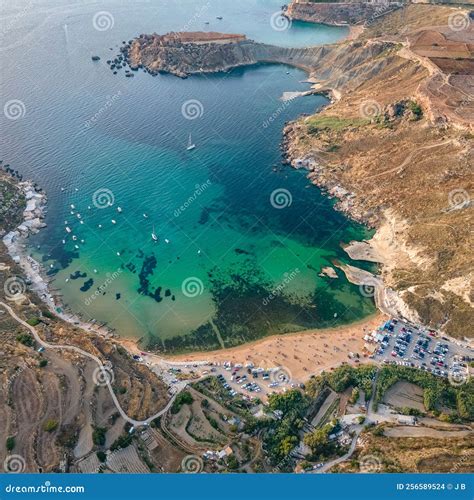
[1,173,388,362]
[120,312,386,383]
[1,29,383,356]
[1,178,117,340]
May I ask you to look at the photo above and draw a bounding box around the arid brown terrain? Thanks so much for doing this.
[0,172,171,471]
[283,5,473,339]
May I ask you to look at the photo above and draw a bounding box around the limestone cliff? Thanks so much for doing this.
[286,0,402,26]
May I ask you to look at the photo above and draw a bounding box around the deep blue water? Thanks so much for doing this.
[0,0,375,352]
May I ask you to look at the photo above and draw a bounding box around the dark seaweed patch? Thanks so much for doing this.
[80,278,94,292]
[70,271,87,280]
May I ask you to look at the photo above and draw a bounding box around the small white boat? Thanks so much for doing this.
[186,133,196,151]
[117,207,122,213]
[80,220,84,224]
[151,225,158,242]
[164,238,170,244]
[70,210,74,215]
[93,269,98,274]
[111,219,116,224]
[143,213,148,218]
[65,227,72,233]
[62,240,66,244]
[98,224,102,229]
[77,213,81,219]
[74,244,79,249]
[116,251,121,256]
[72,235,77,241]
[65,278,69,282]
[88,206,91,210]
[70,204,75,209]
[81,239,85,243]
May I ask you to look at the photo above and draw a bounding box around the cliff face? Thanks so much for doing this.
[281,6,474,340]
[286,0,401,26]
[128,32,258,77]
[126,30,394,78]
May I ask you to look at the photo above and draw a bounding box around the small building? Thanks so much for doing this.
[217,446,233,459]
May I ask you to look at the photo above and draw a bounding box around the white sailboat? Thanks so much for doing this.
[151,225,158,242]
[186,133,196,150]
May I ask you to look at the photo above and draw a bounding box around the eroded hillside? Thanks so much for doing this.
[284,5,473,338]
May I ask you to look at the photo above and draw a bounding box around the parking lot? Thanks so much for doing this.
[214,362,297,399]
[370,319,472,382]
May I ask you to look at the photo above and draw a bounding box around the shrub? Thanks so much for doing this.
[43,419,58,432]
[171,391,194,414]
[6,436,15,451]
[16,333,34,347]
[26,317,40,327]
[92,427,107,446]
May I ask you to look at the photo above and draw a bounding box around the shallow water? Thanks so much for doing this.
[1,0,375,351]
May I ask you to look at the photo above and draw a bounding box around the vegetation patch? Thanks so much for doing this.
[307,116,369,134]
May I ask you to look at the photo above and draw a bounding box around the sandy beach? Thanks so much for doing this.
[121,313,386,382]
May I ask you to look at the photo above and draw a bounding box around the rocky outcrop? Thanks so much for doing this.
[125,30,394,78]
[127,32,257,77]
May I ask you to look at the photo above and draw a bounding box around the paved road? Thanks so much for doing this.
[313,372,379,473]
[0,301,181,427]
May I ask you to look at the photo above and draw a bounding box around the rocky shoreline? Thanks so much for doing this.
[1,178,117,340]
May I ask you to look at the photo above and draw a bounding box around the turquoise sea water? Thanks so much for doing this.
[1,0,375,352]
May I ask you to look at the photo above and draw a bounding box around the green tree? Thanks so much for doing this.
[6,436,15,451]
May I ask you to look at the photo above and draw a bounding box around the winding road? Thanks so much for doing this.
[0,301,181,427]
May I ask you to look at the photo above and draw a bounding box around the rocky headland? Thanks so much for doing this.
[116,4,473,341]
